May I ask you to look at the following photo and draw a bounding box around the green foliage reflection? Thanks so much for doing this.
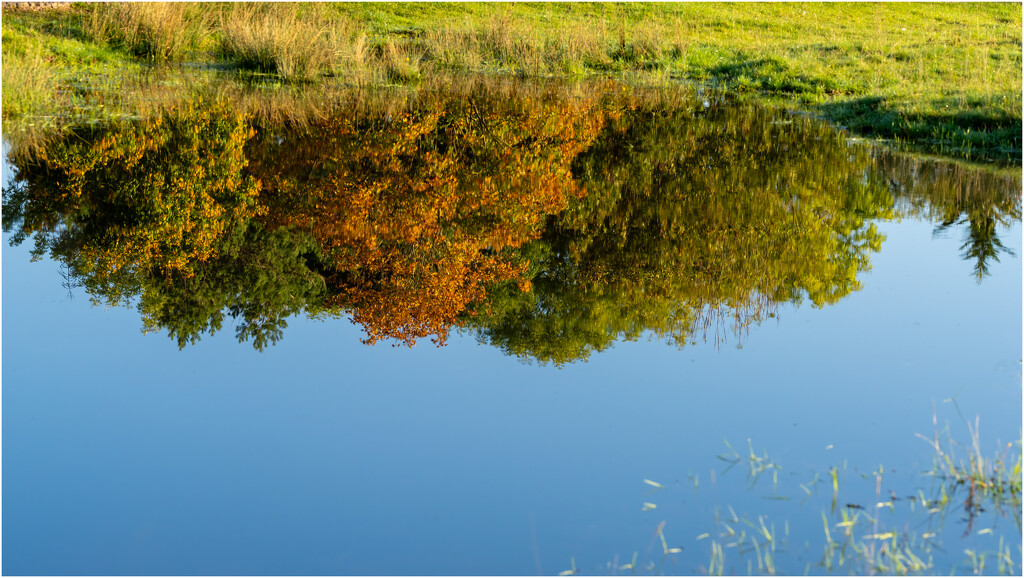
[873,151,1022,283]
[469,91,896,364]
[4,81,1017,359]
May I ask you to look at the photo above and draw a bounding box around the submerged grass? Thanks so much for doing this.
[3,2,1021,161]
[917,399,1023,531]
[610,409,1021,575]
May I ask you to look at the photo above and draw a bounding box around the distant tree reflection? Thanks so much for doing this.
[871,150,1021,282]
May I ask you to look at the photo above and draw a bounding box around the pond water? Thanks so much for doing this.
[2,76,1021,575]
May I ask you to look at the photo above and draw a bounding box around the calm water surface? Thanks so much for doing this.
[3,77,1021,575]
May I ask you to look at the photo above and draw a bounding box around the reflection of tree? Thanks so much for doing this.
[470,93,896,365]
[4,81,618,348]
[6,82,1015,356]
[3,98,263,290]
[249,80,615,345]
[872,151,1022,282]
[0,100,336,350]
[135,222,331,350]
[957,215,1015,280]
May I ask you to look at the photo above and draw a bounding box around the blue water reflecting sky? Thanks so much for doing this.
[3,148,1021,574]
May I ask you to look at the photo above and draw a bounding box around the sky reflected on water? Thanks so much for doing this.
[2,82,1021,575]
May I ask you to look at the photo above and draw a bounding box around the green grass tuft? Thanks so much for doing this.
[1,44,58,118]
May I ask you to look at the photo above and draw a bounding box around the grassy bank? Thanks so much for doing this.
[2,2,1021,162]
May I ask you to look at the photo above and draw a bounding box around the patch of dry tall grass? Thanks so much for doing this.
[85,2,208,62]
[423,26,483,71]
[542,21,609,74]
[376,41,424,83]
[218,5,351,82]
[421,13,610,76]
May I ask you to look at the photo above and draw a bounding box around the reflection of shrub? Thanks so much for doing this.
[247,81,615,346]
[4,79,620,349]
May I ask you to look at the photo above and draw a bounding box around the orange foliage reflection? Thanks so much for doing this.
[251,81,621,344]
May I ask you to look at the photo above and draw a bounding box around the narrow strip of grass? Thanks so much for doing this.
[4,2,1020,163]
[357,2,1022,162]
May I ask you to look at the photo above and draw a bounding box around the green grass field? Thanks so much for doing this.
[3,2,1021,162]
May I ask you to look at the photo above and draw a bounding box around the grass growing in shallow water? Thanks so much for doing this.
[588,408,1021,575]
[918,400,1022,534]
